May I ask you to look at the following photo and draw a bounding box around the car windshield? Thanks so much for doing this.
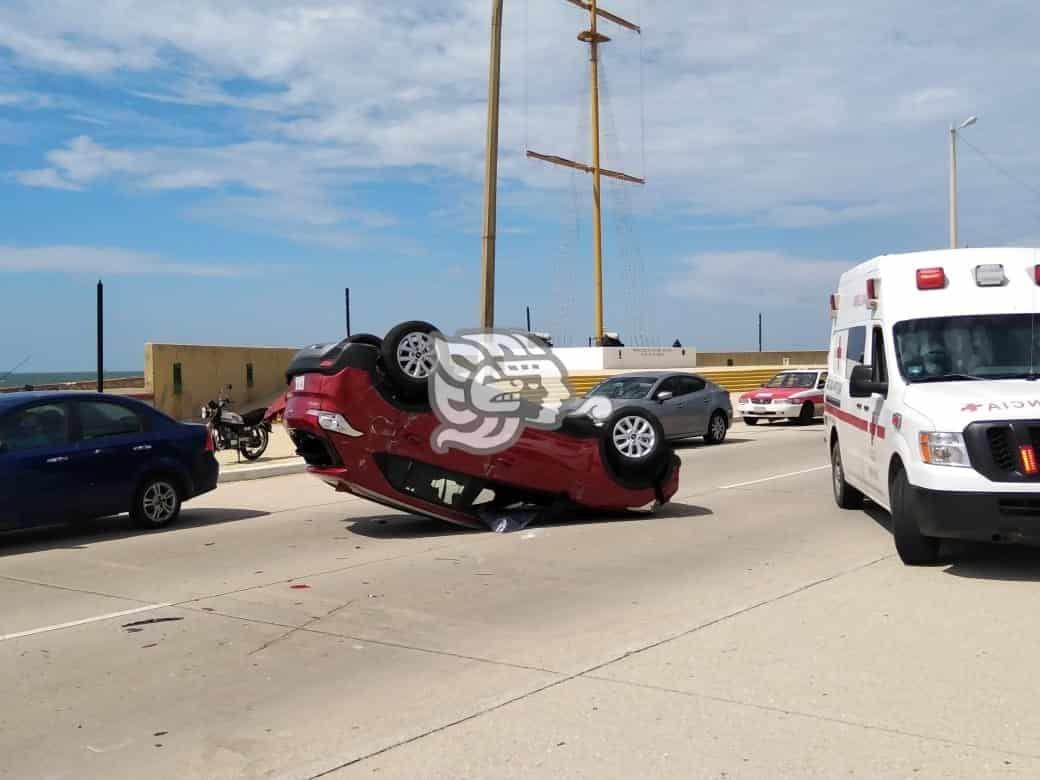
[763,372,815,389]
[894,314,1040,382]
[589,377,656,399]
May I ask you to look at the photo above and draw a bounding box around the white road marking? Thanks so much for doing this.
[0,602,172,643]
[719,465,829,490]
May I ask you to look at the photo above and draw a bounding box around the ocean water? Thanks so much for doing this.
[0,371,142,389]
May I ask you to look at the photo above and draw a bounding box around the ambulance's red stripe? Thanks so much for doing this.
[825,403,886,440]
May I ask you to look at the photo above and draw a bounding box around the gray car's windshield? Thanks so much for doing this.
[589,377,656,399]
[894,314,1040,382]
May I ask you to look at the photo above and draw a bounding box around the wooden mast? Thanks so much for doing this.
[528,0,642,344]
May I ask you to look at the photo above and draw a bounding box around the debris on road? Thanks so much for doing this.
[122,617,184,631]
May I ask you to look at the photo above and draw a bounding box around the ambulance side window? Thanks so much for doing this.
[845,326,866,379]
[871,327,888,384]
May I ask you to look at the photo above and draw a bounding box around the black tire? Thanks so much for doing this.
[831,439,863,509]
[890,466,942,565]
[744,416,760,426]
[381,321,439,398]
[239,426,269,461]
[131,475,182,529]
[704,411,728,444]
[797,402,815,425]
[348,333,383,348]
[604,406,667,477]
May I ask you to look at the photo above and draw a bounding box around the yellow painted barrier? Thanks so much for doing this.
[564,366,822,395]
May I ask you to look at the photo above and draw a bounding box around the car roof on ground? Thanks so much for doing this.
[0,391,152,413]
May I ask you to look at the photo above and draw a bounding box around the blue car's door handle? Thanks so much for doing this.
[132,445,152,452]
[45,456,68,464]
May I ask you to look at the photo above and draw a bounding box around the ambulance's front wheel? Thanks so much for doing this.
[890,466,942,566]
[830,439,863,510]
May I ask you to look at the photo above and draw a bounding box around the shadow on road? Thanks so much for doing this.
[346,514,477,540]
[863,502,1040,578]
[672,437,753,450]
[345,501,713,540]
[0,507,269,556]
[943,544,1040,581]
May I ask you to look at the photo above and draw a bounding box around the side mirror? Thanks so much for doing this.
[656,391,674,403]
[849,364,887,398]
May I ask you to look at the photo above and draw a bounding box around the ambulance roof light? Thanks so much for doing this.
[974,264,1006,287]
[916,267,946,290]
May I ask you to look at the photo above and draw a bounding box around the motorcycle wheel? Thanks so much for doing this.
[239,426,269,461]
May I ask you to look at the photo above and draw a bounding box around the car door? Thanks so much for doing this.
[837,325,868,484]
[862,327,892,501]
[650,377,686,438]
[677,375,711,435]
[0,401,80,528]
[72,400,153,517]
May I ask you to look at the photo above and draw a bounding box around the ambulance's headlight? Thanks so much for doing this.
[918,432,970,467]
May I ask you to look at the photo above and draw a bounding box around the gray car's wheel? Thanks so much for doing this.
[131,476,182,529]
[705,411,728,444]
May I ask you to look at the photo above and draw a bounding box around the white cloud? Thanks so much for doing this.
[0,245,251,277]
[667,250,849,308]
[1,0,1039,245]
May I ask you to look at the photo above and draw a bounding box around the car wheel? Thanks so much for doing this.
[705,411,728,444]
[890,466,941,565]
[381,320,439,398]
[604,406,667,477]
[797,402,815,425]
[831,440,863,510]
[131,475,182,529]
[744,416,759,426]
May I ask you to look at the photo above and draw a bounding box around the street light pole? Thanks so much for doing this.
[949,115,977,249]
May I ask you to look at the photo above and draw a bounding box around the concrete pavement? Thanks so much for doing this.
[2,420,1039,778]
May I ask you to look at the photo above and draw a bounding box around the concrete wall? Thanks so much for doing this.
[696,350,827,368]
[145,343,297,421]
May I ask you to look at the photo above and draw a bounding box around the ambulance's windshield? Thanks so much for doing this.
[894,314,1040,382]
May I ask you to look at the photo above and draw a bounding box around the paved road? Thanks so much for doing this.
[2,421,1038,778]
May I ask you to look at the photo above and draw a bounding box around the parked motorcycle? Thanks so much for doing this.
[201,385,270,461]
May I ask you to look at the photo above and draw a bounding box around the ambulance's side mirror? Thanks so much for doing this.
[849,364,887,398]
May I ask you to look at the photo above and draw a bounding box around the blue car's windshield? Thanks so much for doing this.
[589,377,656,400]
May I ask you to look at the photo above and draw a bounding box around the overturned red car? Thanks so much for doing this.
[282,321,680,529]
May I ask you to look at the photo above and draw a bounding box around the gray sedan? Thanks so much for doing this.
[578,371,733,444]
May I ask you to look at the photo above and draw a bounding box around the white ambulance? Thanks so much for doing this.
[826,247,1040,564]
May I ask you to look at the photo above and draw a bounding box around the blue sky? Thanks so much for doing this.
[1,1,1039,371]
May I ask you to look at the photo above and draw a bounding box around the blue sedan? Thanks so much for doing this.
[0,392,218,531]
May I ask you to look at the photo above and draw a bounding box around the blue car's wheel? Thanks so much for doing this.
[131,476,182,529]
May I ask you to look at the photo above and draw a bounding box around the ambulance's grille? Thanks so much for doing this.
[987,427,1015,472]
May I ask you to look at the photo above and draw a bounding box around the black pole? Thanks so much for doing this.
[525,306,531,332]
[757,313,763,353]
[97,279,104,393]
[345,287,351,337]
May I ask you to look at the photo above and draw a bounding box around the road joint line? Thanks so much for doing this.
[580,674,1040,761]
